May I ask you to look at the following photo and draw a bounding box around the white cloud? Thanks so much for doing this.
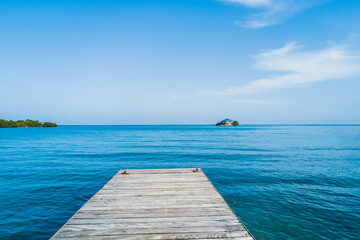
[167,94,181,100]
[221,0,324,28]
[230,99,283,104]
[221,0,271,8]
[212,42,360,95]
[234,19,273,28]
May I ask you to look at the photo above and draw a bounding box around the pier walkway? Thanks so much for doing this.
[51,168,255,239]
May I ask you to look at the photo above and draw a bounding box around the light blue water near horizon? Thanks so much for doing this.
[0,125,359,239]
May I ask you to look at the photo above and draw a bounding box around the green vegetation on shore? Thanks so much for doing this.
[216,118,239,126]
[0,119,58,128]
[232,120,239,126]
[42,122,58,127]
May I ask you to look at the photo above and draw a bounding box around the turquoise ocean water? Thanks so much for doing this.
[0,125,359,239]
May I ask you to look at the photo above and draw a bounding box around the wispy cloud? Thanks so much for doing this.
[221,0,271,8]
[230,99,283,104]
[220,0,323,28]
[167,94,181,100]
[211,42,360,95]
[234,19,273,28]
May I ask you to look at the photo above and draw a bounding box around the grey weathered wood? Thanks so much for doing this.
[51,168,255,239]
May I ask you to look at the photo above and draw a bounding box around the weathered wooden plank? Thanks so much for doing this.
[99,188,221,193]
[66,218,243,227]
[95,192,223,197]
[51,168,254,240]
[90,194,221,201]
[84,199,230,206]
[73,210,234,218]
[76,207,231,214]
[86,199,226,206]
[58,225,246,234]
[106,179,211,184]
[102,183,214,189]
[100,183,213,187]
[115,168,196,173]
[96,190,222,196]
[71,213,237,220]
[80,204,230,211]
[54,237,253,240]
[54,228,250,239]
[71,215,239,222]
[54,232,252,240]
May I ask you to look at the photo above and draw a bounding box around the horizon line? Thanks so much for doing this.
[56,123,360,126]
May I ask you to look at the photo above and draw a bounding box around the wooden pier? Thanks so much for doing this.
[51,168,255,239]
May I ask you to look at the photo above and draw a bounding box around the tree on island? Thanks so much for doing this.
[24,119,42,127]
[42,122,58,127]
[232,120,239,126]
[216,119,239,126]
[0,119,58,128]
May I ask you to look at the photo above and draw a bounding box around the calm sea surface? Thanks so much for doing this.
[0,125,359,239]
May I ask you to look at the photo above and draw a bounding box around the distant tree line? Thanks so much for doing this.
[0,119,58,128]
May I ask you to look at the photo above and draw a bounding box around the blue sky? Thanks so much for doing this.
[1,0,360,124]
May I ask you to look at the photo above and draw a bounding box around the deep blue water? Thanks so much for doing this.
[0,125,360,240]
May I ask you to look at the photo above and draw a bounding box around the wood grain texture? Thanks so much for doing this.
[51,168,255,239]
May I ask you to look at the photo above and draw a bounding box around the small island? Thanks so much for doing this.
[216,118,239,126]
[0,119,58,128]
